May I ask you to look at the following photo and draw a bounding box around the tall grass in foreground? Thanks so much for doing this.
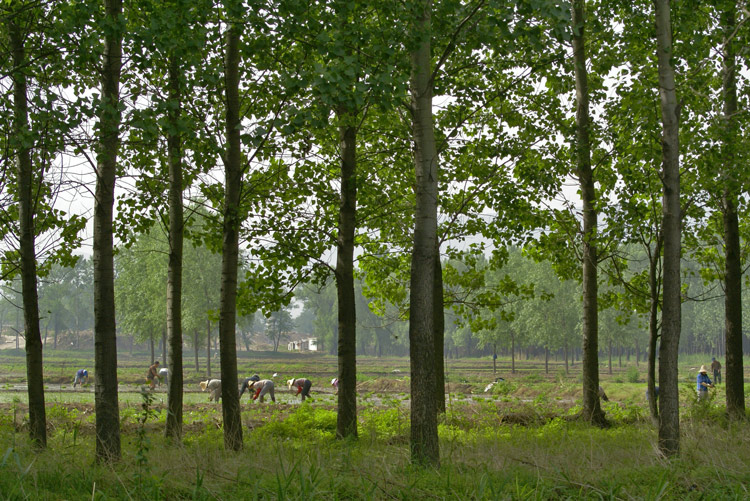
[2,399,750,500]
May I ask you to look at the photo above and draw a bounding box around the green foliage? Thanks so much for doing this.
[490,379,517,396]
[626,365,640,384]
[259,405,337,440]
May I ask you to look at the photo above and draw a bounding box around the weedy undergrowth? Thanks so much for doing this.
[133,387,161,498]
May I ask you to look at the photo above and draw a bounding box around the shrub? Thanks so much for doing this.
[626,366,639,383]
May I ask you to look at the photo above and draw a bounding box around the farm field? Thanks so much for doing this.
[1,349,750,499]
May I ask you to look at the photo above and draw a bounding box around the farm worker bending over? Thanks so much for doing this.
[200,379,222,402]
[146,361,160,389]
[73,369,88,388]
[696,365,714,401]
[287,378,313,401]
[238,374,261,399]
[249,379,276,402]
[331,378,339,395]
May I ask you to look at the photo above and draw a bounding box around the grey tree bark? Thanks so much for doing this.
[434,249,445,413]
[10,14,47,449]
[165,55,185,441]
[647,238,662,422]
[336,113,358,439]
[93,0,123,463]
[654,0,682,457]
[219,16,243,452]
[408,0,440,467]
[571,0,605,426]
[719,3,745,421]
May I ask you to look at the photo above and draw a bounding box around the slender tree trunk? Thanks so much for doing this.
[93,0,123,463]
[647,243,661,421]
[218,15,243,451]
[493,343,497,375]
[545,347,549,374]
[511,333,515,374]
[194,331,199,372]
[165,55,185,441]
[336,112,358,439]
[654,0,681,457]
[564,342,569,374]
[434,249,445,413]
[11,16,46,449]
[408,0,439,467]
[608,339,612,375]
[720,4,745,421]
[572,0,605,426]
[206,319,211,377]
[150,334,155,365]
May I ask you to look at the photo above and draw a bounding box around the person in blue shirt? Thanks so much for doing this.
[73,369,88,388]
[696,365,714,401]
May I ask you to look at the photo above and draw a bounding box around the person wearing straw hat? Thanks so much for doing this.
[238,374,261,399]
[287,377,313,401]
[200,379,222,402]
[696,365,714,401]
[248,379,276,403]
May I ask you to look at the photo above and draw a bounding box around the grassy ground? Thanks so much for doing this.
[1,349,749,499]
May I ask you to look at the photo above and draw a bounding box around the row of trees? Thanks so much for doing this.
[2,0,748,464]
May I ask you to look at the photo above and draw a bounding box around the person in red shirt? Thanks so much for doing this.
[287,378,313,401]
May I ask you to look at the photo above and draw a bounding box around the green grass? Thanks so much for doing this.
[2,401,750,499]
[2,349,750,499]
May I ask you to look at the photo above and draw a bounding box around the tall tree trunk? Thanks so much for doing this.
[194,331,199,372]
[720,4,745,421]
[434,249,445,413]
[408,0,439,467]
[93,0,123,463]
[608,339,612,375]
[150,334,155,365]
[165,55,185,441]
[206,319,211,377]
[11,16,47,449]
[654,0,682,457]
[511,333,515,374]
[545,347,549,374]
[647,242,661,421]
[572,0,605,426]
[336,112,358,439]
[218,15,243,451]
[564,342,569,374]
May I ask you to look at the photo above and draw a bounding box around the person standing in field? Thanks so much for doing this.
[696,365,714,401]
[73,369,88,388]
[711,357,721,384]
[146,360,160,390]
[248,379,276,402]
[287,377,313,401]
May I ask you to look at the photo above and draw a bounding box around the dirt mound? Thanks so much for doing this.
[356,378,410,393]
[355,379,476,394]
[445,383,474,394]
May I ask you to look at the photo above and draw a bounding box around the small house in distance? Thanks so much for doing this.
[287,338,319,352]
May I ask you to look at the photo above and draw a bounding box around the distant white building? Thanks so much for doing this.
[287,338,318,352]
